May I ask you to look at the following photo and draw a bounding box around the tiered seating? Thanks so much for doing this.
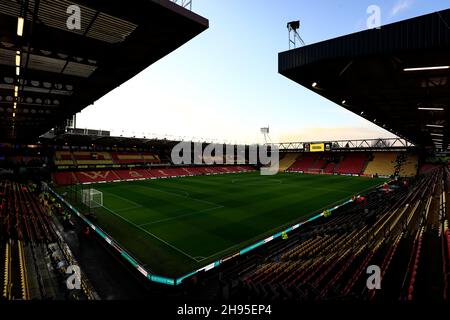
[278,153,299,172]
[142,153,160,164]
[287,154,319,172]
[237,169,440,301]
[154,168,187,177]
[283,151,420,176]
[443,220,450,301]
[53,166,256,185]
[399,154,418,177]
[0,182,37,299]
[150,168,171,178]
[53,172,78,185]
[0,242,5,298]
[75,170,121,183]
[73,151,114,166]
[401,227,424,300]
[0,181,55,243]
[1,239,29,300]
[111,153,144,164]
[114,169,153,180]
[54,151,74,166]
[419,163,441,175]
[335,153,368,175]
[441,168,450,300]
[323,162,336,174]
[364,152,398,176]
[309,158,327,171]
[0,179,103,300]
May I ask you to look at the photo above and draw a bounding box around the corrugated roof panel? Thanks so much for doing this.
[23,86,50,94]
[0,48,15,66]
[49,89,73,96]
[31,0,96,36]
[63,61,97,77]
[28,54,66,73]
[86,12,137,43]
[0,0,21,17]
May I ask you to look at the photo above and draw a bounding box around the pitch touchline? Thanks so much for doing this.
[99,204,198,262]
[138,205,224,227]
[97,180,384,264]
[196,183,383,262]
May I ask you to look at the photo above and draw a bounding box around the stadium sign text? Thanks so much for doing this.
[66,265,81,290]
[171,142,279,175]
[366,5,381,30]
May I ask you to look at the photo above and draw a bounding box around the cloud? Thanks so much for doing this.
[277,126,397,143]
[390,0,414,17]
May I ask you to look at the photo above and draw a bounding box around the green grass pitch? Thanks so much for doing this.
[59,172,386,277]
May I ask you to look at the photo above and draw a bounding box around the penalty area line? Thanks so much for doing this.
[99,204,198,262]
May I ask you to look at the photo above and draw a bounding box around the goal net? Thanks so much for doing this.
[81,189,103,208]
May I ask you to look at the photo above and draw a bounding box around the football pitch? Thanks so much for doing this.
[58,172,387,278]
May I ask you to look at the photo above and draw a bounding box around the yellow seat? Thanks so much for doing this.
[278,153,299,172]
[364,152,398,176]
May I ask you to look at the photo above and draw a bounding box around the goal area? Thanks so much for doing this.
[81,188,103,208]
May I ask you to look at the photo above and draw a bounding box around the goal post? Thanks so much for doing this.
[81,188,103,208]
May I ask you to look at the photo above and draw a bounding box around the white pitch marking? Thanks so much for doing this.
[138,205,224,227]
[135,185,221,207]
[99,204,198,262]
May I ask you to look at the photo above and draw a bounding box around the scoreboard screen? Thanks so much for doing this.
[304,143,332,152]
[310,143,325,152]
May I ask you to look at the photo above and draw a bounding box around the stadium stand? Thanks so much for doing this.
[309,157,327,172]
[0,181,55,243]
[364,152,398,177]
[53,172,78,185]
[225,168,449,301]
[53,166,256,185]
[323,162,337,174]
[114,169,153,180]
[110,152,160,165]
[283,152,420,176]
[278,153,299,172]
[0,182,48,299]
[0,180,98,300]
[335,153,368,175]
[55,151,75,166]
[142,153,160,163]
[75,170,121,183]
[73,152,114,166]
[53,150,162,167]
[287,153,320,172]
[398,153,419,177]
[111,152,145,164]
[419,164,441,175]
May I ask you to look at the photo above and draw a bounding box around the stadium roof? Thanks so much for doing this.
[0,0,208,140]
[46,132,181,149]
[279,9,450,151]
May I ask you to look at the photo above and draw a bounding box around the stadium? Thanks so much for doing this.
[0,0,450,309]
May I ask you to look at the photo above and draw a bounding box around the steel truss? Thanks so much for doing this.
[171,0,193,10]
[271,138,415,152]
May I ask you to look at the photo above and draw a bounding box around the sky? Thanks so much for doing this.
[75,0,450,144]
